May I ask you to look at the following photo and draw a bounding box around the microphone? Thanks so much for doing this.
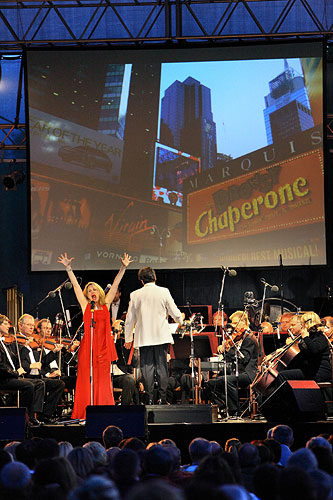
[260,278,279,292]
[48,279,73,298]
[90,301,95,312]
[221,266,237,277]
[104,284,112,294]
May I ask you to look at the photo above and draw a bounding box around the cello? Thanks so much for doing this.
[251,333,302,395]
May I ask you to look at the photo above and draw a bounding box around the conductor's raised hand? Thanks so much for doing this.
[58,252,75,268]
[121,252,134,268]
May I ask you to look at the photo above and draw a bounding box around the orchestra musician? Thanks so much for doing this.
[274,312,331,385]
[204,310,259,417]
[18,314,65,424]
[35,318,78,397]
[124,266,183,405]
[58,251,133,419]
[0,314,44,425]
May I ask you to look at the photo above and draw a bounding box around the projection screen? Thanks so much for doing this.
[26,42,326,270]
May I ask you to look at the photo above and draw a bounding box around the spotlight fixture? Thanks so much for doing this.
[2,168,25,190]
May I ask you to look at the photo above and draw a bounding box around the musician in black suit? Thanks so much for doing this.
[204,311,259,417]
[0,314,44,425]
[18,315,65,423]
[276,312,331,384]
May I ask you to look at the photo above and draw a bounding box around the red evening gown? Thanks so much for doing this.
[71,304,117,419]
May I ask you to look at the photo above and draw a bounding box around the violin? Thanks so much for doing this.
[2,333,40,349]
[224,330,245,352]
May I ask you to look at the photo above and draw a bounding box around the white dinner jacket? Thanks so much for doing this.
[124,282,182,348]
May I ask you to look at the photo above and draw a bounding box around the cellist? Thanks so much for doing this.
[275,312,331,385]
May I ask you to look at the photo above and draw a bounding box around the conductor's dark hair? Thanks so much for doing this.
[138,267,156,284]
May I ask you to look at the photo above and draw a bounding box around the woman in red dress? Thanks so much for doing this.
[58,252,133,419]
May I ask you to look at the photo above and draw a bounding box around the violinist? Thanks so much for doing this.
[205,310,259,417]
[18,314,65,424]
[0,314,44,426]
[275,312,331,385]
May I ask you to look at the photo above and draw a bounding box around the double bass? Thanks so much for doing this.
[251,333,302,395]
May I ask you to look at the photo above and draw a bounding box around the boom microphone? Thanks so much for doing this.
[260,278,279,292]
[221,266,237,277]
[48,279,73,298]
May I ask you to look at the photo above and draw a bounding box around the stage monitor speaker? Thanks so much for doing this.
[85,405,147,439]
[0,407,26,440]
[147,404,217,424]
[260,380,325,422]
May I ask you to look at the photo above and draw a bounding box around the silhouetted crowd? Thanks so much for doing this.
[0,424,333,500]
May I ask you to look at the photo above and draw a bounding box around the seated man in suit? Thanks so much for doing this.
[204,310,259,417]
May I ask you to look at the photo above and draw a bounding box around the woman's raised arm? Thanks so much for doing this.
[105,252,133,307]
[57,252,87,313]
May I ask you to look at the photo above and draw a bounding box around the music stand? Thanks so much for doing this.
[172,334,212,404]
[172,335,212,359]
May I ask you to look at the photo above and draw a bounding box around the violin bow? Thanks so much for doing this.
[13,326,24,375]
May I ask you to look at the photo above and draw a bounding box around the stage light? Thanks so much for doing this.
[2,169,25,190]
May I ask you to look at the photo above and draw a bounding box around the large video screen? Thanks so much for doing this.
[26,42,325,270]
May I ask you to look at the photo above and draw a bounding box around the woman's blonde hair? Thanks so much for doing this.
[301,311,321,331]
[229,310,249,329]
[83,282,106,305]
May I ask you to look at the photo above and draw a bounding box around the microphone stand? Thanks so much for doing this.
[90,302,95,406]
[56,288,71,338]
[279,254,285,317]
[215,267,229,418]
[258,284,268,359]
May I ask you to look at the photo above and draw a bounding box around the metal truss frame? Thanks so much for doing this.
[0,0,331,49]
[0,0,332,151]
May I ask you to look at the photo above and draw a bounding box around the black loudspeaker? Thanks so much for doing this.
[85,405,147,438]
[147,404,218,424]
[260,380,326,422]
[0,407,26,440]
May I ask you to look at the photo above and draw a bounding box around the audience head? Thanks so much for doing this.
[308,469,333,500]
[126,479,185,500]
[58,441,74,458]
[67,447,94,480]
[210,440,222,455]
[225,438,241,454]
[102,425,124,449]
[253,463,280,500]
[194,454,235,486]
[143,444,173,477]
[119,437,145,452]
[306,436,332,451]
[278,466,316,500]
[263,438,281,464]
[3,441,20,460]
[15,439,39,469]
[271,425,294,446]
[83,441,107,467]
[189,437,212,463]
[0,460,32,489]
[112,449,140,480]
[33,457,77,494]
[69,475,120,500]
[238,443,260,468]
[287,448,318,471]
